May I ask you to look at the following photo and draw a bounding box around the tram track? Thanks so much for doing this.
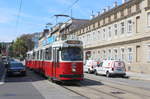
[84,74,150,98]
[59,77,150,99]
[61,83,121,99]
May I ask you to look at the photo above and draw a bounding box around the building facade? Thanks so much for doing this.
[70,0,150,73]
[38,19,89,48]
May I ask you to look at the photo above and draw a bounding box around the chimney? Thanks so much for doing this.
[103,9,106,13]
[114,1,118,7]
[97,12,101,16]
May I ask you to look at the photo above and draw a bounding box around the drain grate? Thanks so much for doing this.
[111,91,125,94]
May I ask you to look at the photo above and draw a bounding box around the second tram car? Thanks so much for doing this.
[26,39,83,82]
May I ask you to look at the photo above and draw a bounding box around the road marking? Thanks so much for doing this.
[0,69,6,85]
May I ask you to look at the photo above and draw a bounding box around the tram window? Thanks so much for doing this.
[61,47,83,61]
[45,47,52,60]
[40,50,42,60]
[37,51,39,60]
[33,52,35,60]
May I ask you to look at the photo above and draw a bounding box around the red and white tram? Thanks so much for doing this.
[26,39,83,82]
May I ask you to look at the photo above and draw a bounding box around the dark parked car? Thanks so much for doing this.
[6,62,26,76]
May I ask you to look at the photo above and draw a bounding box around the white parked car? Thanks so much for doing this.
[94,60,126,77]
[84,60,98,73]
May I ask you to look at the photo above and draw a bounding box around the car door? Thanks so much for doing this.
[52,47,59,78]
[97,62,103,74]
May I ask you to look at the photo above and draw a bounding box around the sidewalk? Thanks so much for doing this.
[0,62,5,82]
[126,72,150,81]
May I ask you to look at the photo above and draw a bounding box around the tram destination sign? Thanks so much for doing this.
[66,40,81,44]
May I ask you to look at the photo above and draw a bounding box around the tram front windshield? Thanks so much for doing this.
[61,47,83,61]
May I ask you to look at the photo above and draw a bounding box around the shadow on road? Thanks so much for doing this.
[57,78,104,87]
[80,78,104,86]
[5,69,46,83]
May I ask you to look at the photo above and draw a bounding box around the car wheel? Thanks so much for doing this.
[94,70,98,75]
[106,71,110,77]
[88,69,91,74]
[121,74,126,78]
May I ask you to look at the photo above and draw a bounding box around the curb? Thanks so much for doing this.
[129,76,150,81]
[0,69,6,85]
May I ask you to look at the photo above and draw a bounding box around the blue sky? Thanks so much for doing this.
[0,0,122,42]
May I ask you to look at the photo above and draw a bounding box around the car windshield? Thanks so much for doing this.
[10,63,24,68]
[61,47,83,61]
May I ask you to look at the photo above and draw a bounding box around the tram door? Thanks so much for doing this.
[52,47,59,78]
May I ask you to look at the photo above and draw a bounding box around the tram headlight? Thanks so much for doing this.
[72,68,76,72]
[72,63,76,72]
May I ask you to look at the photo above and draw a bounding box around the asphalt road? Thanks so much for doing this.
[1,67,150,99]
[0,69,86,99]
[84,73,150,90]
[0,71,45,99]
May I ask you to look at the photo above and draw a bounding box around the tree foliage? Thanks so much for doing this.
[0,43,1,54]
[12,34,35,58]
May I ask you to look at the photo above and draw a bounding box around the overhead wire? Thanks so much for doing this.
[15,0,23,34]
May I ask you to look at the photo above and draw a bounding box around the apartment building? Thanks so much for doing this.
[70,0,150,73]
[38,19,89,47]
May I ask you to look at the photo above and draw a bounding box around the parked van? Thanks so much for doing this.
[84,60,98,73]
[94,60,126,77]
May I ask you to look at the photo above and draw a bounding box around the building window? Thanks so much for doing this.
[136,45,141,62]
[121,48,125,61]
[136,16,140,33]
[136,3,140,11]
[103,50,106,60]
[98,31,101,41]
[93,32,95,41]
[103,29,106,40]
[128,7,131,15]
[121,10,124,17]
[121,22,125,35]
[114,49,118,60]
[103,18,105,25]
[114,24,117,36]
[108,27,111,39]
[127,20,132,33]
[147,45,150,61]
[93,24,95,29]
[148,12,150,27]
[128,47,133,63]
[108,16,111,22]
[98,50,100,54]
[114,13,117,19]
[108,49,111,60]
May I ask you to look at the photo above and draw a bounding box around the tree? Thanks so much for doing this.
[12,34,35,58]
[0,43,1,54]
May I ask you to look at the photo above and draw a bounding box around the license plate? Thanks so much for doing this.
[13,72,21,74]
